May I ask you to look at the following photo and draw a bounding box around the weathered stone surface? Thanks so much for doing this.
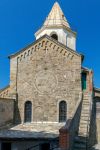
[9,37,82,123]
[0,98,14,126]
[0,2,98,150]
[0,122,63,139]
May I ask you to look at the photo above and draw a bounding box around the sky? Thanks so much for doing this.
[0,0,100,89]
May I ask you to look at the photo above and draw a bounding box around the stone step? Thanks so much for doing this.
[80,116,90,120]
[79,124,88,129]
[82,108,90,112]
[74,147,86,150]
[83,97,89,99]
[80,116,90,121]
[83,99,89,101]
[82,108,89,111]
[83,103,89,105]
[81,114,89,117]
[82,109,89,112]
[73,135,88,150]
[82,104,89,106]
[79,127,89,133]
[79,128,87,133]
[83,101,89,104]
[73,148,86,150]
[78,132,88,137]
[82,102,89,105]
[83,98,89,101]
[81,115,89,118]
[79,124,87,128]
[83,100,89,102]
[81,108,89,111]
[81,113,89,116]
[80,121,89,125]
[80,118,90,124]
[83,100,89,103]
[82,103,89,106]
[76,137,88,144]
[74,136,87,143]
[79,126,87,130]
[80,119,89,123]
[83,95,90,97]
[82,107,89,110]
[83,94,90,97]
[83,97,90,99]
[82,100,89,103]
[79,125,88,129]
[74,143,86,149]
[76,93,90,149]
[79,127,87,132]
[81,114,89,118]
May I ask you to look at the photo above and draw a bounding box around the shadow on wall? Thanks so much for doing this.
[14,94,21,124]
[95,97,100,144]
[89,96,100,148]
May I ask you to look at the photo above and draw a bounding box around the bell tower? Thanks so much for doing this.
[35,2,76,50]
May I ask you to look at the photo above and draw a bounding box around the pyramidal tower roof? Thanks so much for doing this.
[43,2,70,29]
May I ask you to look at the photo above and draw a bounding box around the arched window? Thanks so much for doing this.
[59,101,67,122]
[24,101,32,123]
[51,34,58,41]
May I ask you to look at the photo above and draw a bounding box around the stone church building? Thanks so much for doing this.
[0,2,100,150]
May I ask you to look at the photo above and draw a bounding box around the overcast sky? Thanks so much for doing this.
[0,0,100,89]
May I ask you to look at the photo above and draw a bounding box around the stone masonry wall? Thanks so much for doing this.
[0,98,14,126]
[10,37,82,123]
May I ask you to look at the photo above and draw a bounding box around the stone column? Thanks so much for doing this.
[59,127,69,150]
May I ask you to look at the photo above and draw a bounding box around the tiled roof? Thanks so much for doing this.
[44,2,70,28]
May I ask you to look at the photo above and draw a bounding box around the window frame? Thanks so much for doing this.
[24,101,32,123]
[59,100,67,122]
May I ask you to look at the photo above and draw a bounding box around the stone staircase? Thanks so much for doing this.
[74,136,87,150]
[73,92,91,150]
[90,144,100,150]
